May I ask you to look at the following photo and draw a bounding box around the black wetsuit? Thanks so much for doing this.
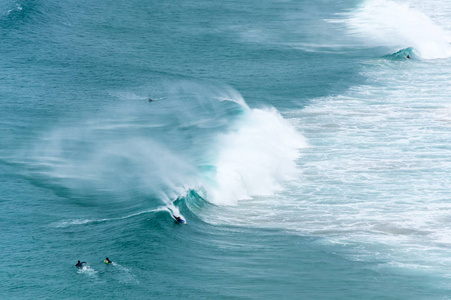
[75,261,86,268]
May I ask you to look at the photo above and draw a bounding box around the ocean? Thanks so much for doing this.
[1,0,450,299]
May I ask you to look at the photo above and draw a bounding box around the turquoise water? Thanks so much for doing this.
[2,0,451,299]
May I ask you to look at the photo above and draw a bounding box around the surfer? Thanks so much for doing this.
[173,215,183,223]
[148,97,152,102]
[406,54,410,59]
[104,257,112,264]
[75,260,87,268]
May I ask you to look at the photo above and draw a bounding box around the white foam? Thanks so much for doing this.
[199,53,451,278]
[77,265,98,277]
[280,58,451,271]
[205,107,307,205]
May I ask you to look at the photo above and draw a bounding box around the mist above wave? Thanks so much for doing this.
[28,82,306,207]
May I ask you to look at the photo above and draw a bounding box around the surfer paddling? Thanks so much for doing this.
[75,260,87,268]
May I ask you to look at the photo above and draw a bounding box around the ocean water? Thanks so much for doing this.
[1,0,450,299]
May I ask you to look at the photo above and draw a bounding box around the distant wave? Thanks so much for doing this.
[341,0,451,59]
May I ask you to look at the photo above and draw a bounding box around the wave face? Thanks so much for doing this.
[1,0,451,299]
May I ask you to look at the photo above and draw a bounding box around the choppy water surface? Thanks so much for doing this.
[1,0,450,298]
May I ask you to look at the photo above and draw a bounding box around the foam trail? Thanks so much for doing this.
[52,207,168,228]
[109,262,140,284]
[205,107,307,205]
[342,0,451,59]
[77,265,98,277]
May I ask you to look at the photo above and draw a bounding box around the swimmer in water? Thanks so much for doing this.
[104,257,112,264]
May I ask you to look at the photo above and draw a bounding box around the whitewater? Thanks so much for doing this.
[1,0,450,299]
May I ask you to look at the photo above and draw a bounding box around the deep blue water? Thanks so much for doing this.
[2,0,451,299]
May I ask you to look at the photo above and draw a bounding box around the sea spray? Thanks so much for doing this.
[28,82,306,208]
[27,81,236,206]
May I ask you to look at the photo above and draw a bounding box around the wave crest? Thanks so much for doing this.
[27,82,306,208]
